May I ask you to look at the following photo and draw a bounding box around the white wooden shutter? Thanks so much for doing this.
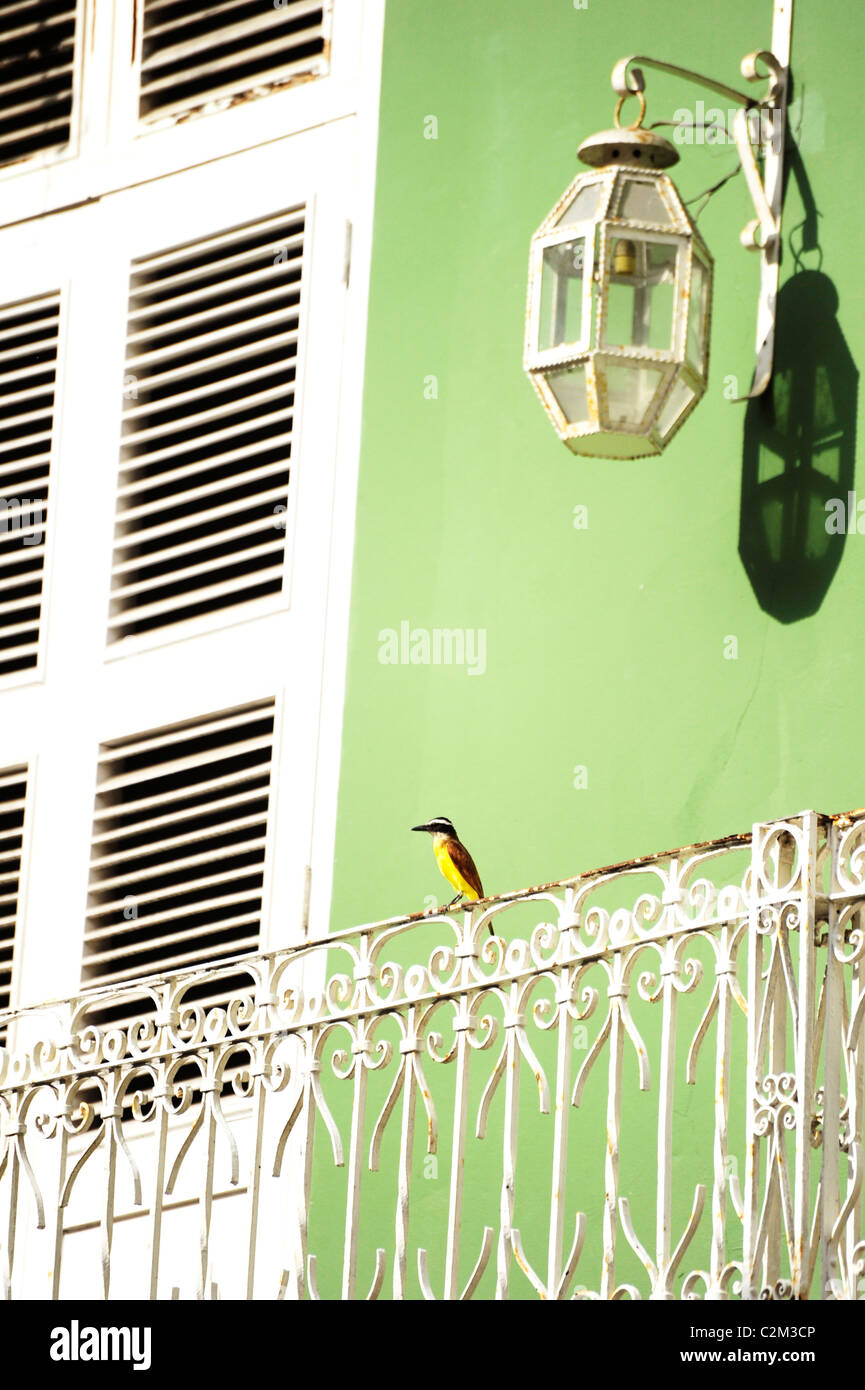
[0,763,27,1041]
[0,291,58,680]
[138,0,331,128]
[0,0,78,169]
[82,697,275,994]
[109,207,304,644]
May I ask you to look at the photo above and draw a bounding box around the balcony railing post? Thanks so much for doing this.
[744,811,820,1299]
[547,961,573,1295]
[823,816,865,1300]
[791,812,819,1299]
[821,818,844,1298]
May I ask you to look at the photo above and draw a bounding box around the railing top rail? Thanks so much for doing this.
[0,822,770,1028]
[2,809,845,1035]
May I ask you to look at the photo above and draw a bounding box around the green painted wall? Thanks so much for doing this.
[314,0,858,1297]
[333,0,858,922]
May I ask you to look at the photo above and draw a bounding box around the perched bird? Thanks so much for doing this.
[412,816,493,933]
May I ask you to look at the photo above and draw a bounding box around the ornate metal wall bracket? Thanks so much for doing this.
[610,0,794,399]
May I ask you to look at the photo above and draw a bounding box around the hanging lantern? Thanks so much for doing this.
[524,113,713,459]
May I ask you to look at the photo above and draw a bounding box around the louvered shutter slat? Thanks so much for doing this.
[88,863,265,914]
[109,515,284,580]
[3,10,74,44]
[130,228,302,297]
[122,378,295,449]
[126,278,296,350]
[0,350,58,378]
[109,564,285,626]
[0,296,60,324]
[92,785,269,847]
[118,460,289,524]
[98,736,272,793]
[0,1,77,168]
[0,341,58,368]
[0,386,60,414]
[0,472,50,498]
[85,932,261,988]
[118,410,293,476]
[82,703,274,1023]
[143,3,323,64]
[92,764,271,826]
[124,324,299,381]
[84,914,263,966]
[131,216,302,277]
[124,310,298,378]
[0,500,45,525]
[141,30,322,93]
[0,548,46,573]
[113,486,288,554]
[139,0,328,125]
[111,539,283,604]
[91,810,268,869]
[118,430,293,493]
[0,62,74,101]
[0,620,43,640]
[118,430,294,486]
[0,408,56,436]
[99,703,273,762]
[0,435,54,463]
[139,53,325,126]
[0,643,39,662]
[0,93,71,128]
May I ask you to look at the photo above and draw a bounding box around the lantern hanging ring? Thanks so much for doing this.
[613,90,646,131]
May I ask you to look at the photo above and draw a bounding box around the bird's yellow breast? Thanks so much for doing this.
[433,834,481,899]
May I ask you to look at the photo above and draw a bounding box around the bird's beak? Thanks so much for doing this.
[411,823,432,833]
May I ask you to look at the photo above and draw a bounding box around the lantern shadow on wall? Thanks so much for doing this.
[738,142,858,624]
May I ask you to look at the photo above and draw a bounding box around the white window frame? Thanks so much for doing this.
[104,193,314,658]
[0,0,364,227]
[0,0,385,1044]
[1,121,354,1017]
[0,0,90,187]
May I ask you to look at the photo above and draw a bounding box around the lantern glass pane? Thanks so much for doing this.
[686,257,709,374]
[602,362,666,429]
[657,376,696,438]
[547,364,590,424]
[555,183,603,227]
[603,238,678,352]
[618,179,672,225]
[539,237,587,351]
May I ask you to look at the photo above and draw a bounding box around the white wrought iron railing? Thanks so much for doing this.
[1,809,864,1300]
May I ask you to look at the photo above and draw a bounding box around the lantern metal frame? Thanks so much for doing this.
[525,0,794,457]
[526,160,714,457]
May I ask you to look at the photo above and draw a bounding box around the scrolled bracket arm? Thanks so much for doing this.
[611,54,763,112]
[609,1,794,399]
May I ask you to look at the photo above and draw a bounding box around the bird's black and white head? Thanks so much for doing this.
[411,816,457,838]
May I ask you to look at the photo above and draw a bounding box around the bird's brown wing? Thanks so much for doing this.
[448,838,484,898]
